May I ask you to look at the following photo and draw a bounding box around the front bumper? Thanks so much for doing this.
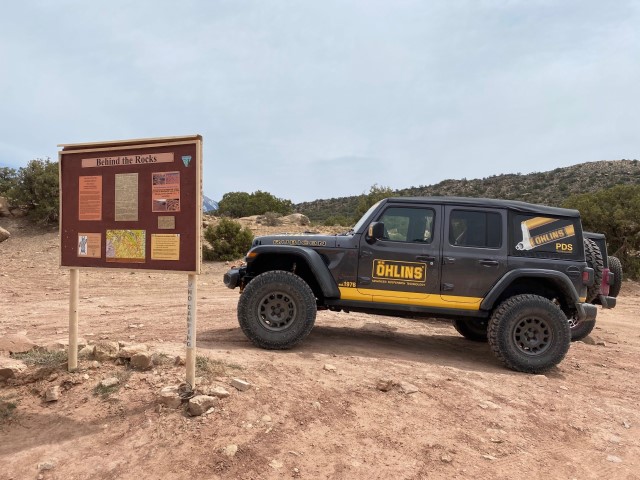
[223,268,242,289]
[575,302,598,322]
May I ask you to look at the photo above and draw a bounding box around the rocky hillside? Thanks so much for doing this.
[296,160,640,223]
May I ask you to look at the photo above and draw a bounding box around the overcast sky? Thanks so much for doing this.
[1,1,638,203]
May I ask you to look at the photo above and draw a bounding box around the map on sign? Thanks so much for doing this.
[106,230,146,263]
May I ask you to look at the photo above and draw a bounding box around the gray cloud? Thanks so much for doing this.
[1,1,638,202]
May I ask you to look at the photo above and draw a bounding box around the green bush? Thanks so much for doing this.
[323,215,351,227]
[203,218,254,261]
[217,190,293,218]
[564,184,640,279]
[5,158,59,223]
[0,167,17,195]
[354,184,394,221]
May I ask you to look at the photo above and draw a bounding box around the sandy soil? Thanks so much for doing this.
[1,217,639,480]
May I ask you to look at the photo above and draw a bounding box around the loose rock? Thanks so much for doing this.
[0,357,27,380]
[323,364,337,372]
[223,444,238,457]
[45,386,61,402]
[158,386,183,408]
[174,355,186,366]
[269,459,284,469]
[117,343,149,359]
[0,226,10,243]
[607,455,622,463]
[231,378,252,392]
[206,386,230,398]
[580,336,597,345]
[188,395,218,416]
[94,341,120,361]
[100,377,120,388]
[78,345,95,359]
[399,381,419,394]
[376,379,394,392]
[441,454,453,463]
[0,333,36,354]
[130,352,153,370]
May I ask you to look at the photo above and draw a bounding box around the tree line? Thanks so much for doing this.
[1,158,639,277]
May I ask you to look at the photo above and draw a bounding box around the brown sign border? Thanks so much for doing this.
[58,135,202,274]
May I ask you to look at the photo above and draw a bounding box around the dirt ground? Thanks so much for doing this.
[1,217,639,480]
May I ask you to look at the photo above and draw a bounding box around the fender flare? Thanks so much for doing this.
[481,268,580,310]
[246,245,340,298]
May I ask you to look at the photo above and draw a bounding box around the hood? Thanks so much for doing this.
[252,233,338,248]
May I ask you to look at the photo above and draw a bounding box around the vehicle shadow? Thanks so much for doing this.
[197,322,522,376]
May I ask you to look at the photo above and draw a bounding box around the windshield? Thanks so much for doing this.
[351,200,383,233]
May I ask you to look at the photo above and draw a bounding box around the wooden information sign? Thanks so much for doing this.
[59,135,203,385]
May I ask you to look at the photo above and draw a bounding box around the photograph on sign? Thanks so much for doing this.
[151,233,180,260]
[157,216,175,230]
[78,176,102,221]
[77,233,101,258]
[105,229,146,263]
[152,171,181,212]
[114,173,139,221]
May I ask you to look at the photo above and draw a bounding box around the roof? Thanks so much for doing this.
[58,135,202,151]
[386,196,580,217]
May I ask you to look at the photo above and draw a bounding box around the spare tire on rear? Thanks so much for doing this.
[608,255,623,298]
[584,239,603,302]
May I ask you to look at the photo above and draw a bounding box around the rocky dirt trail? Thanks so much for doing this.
[1,218,639,480]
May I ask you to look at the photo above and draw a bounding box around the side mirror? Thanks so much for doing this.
[367,222,385,243]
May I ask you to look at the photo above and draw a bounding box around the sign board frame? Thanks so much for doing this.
[58,135,202,274]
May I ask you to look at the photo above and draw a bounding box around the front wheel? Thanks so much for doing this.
[237,270,317,349]
[488,294,571,373]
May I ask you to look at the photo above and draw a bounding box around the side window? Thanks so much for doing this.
[378,207,435,243]
[449,210,502,248]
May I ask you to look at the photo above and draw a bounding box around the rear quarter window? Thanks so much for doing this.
[509,213,581,259]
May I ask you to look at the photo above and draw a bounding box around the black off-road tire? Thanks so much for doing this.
[487,294,571,373]
[568,316,596,341]
[608,255,623,298]
[453,317,488,342]
[584,239,604,302]
[237,270,317,349]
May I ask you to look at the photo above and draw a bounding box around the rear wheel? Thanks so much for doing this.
[453,318,488,342]
[238,270,317,349]
[584,239,604,302]
[488,294,570,373]
[608,255,623,297]
[568,316,596,341]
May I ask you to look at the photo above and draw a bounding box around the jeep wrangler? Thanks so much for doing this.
[224,197,597,373]
[568,232,622,340]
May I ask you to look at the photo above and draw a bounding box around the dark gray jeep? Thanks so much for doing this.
[224,197,597,373]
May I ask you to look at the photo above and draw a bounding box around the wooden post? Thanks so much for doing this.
[68,268,79,371]
[186,274,197,387]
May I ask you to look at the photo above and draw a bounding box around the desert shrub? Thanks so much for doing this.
[323,215,351,227]
[564,184,640,279]
[203,218,254,261]
[0,167,17,196]
[353,184,394,222]
[7,158,59,223]
[217,190,293,217]
[257,211,282,226]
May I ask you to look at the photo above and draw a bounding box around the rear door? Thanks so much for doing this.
[356,204,441,303]
[440,206,507,307]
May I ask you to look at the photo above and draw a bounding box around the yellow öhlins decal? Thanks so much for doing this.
[516,217,575,252]
[372,259,426,285]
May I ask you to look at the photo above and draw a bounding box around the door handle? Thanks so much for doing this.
[479,259,499,267]
[416,255,435,262]
[361,249,373,258]
[443,257,456,264]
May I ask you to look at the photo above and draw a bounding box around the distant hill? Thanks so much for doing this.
[203,195,218,213]
[296,160,640,223]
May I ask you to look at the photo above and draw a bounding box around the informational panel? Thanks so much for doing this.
[59,136,202,273]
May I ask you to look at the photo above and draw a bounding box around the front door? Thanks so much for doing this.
[356,204,441,304]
